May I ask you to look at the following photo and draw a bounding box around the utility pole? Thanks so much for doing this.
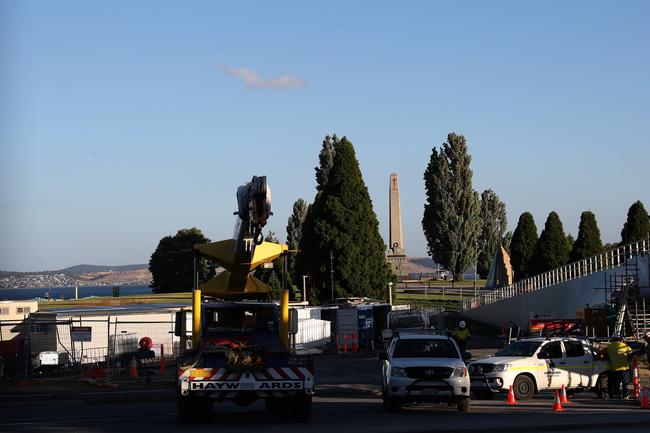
[388,281,393,306]
[330,250,334,301]
[302,275,308,303]
[474,242,478,298]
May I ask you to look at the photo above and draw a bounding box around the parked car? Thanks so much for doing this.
[468,336,610,400]
[378,332,471,412]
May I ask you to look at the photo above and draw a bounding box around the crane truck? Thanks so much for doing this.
[175,176,314,423]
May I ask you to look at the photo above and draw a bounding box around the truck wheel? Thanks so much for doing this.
[293,394,312,422]
[382,388,400,411]
[595,373,608,399]
[456,398,470,413]
[513,375,535,401]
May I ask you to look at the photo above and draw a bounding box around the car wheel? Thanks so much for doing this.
[513,375,535,400]
[595,373,608,399]
[382,389,400,412]
[457,398,470,412]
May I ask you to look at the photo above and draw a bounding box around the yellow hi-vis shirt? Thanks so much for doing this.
[607,341,632,371]
[452,328,470,342]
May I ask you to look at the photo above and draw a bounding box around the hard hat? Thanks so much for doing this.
[644,332,650,340]
[459,321,466,329]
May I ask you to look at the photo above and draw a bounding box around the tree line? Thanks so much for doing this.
[148,131,650,296]
[510,200,650,281]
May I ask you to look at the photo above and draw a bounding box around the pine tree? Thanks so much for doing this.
[531,212,569,274]
[510,212,538,280]
[422,133,481,280]
[621,200,650,244]
[477,189,508,278]
[286,198,308,286]
[297,136,393,303]
[570,211,603,262]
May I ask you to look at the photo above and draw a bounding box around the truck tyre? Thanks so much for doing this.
[382,388,400,411]
[456,398,470,413]
[177,394,212,424]
[595,373,609,399]
[292,394,312,421]
[513,375,535,400]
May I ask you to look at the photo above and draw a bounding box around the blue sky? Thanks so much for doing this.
[1,1,649,271]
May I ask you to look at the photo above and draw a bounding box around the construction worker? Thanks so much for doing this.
[606,336,632,399]
[644,332,650,364]
[452,320,470,353]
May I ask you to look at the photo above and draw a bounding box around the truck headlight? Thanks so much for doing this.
[451,367,468,377]
[494,364,512,372]
[391,367,407,378]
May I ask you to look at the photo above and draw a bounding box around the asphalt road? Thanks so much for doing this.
[2,390,650,433]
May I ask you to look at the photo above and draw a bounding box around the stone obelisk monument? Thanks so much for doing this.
[387,173,407,274]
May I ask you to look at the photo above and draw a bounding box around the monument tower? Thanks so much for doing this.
[387,173,407,274]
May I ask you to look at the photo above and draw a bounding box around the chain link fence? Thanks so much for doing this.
[0,317,183,380]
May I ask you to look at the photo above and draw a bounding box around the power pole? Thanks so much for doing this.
[330,250,334,301]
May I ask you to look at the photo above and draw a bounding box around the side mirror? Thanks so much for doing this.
[289,309,299,335]
[462,352,472,362]
[377,352,388,361]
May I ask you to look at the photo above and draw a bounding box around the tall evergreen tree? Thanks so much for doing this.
[297,136,393,303]
[422,133,481,280]
[286,198,309,286]
[315,135,337,192]
[510,212,538,280]
[621,200,650,244]
[570,211,603,262]
[477,189,508,278]
[530,212,569,274]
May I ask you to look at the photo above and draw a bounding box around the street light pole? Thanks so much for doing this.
[302,275,308,303]
[388,281,393,306]
[329,250,334,301]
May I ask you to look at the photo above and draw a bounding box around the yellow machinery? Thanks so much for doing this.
[177,176,312,425]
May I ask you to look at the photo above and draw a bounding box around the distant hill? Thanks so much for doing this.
[63,264,148,274]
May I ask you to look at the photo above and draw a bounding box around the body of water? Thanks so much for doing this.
[0,285,153,301]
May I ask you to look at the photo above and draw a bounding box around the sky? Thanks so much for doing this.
[1,1,649,271]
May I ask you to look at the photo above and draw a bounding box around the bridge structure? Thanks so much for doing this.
[461,238,650,337]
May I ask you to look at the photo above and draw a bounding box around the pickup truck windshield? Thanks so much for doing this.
[394,316,425,328]
[393,339,459,358]
[496,341,542,357]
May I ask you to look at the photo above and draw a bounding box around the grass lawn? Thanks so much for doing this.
[38,292,192,309]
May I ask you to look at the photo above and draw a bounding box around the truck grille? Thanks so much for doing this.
[469,363,495,375]
[405,367,453,379]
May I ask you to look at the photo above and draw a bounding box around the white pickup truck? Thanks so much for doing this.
[468,336,610,400]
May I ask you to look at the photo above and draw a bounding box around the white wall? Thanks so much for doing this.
[464,255,649,329]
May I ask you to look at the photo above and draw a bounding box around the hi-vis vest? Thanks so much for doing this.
[607,341,632,371]
[452,328,470,342]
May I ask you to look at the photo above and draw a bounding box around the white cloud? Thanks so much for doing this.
[219,65,306,90]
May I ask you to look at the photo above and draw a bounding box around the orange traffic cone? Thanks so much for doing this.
[129,355,138,378]
[506,385,517,405]
[552,390,564,412]
[560,384,570,404]
[641,386,650,409]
